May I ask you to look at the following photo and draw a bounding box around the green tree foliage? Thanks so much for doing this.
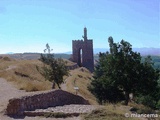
[135,95,157,109]
[38,43,69,89]
[88,52,125,104]
[89,37,160,105]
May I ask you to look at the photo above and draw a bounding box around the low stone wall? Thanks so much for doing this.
[5,90,89,116]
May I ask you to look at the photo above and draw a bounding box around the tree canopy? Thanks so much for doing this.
[38,43,69,89]
[89,37,160,105]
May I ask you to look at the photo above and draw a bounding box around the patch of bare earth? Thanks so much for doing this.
[0,78,26,120]
[0,78,26,113]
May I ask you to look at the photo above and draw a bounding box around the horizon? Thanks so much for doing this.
[2,47,160,56]
[0,0,159,54]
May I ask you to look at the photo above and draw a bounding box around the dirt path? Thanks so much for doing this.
[61,72,73,91]
[61,78,68,91]
[0,78,26,113]
[0,78,27,120]
[5,65,17,71]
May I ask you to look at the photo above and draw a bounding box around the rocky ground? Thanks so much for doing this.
[24,105,99,117]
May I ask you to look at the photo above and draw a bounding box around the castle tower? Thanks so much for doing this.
[72,28,94,72]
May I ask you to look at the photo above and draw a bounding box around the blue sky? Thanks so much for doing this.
[0,0,159,53]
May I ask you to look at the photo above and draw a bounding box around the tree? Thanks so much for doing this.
[88,52,125,104]
[89,37,159,105]
[38,43,69,89]
[134,56,160,108]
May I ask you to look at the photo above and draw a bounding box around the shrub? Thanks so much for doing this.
[135,95,157,109]
[156,100,160,110]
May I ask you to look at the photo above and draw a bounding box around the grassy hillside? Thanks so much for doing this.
[81,102,158,120]
[0,56,97,104]
[64,67,98,105]
[0,56,52,91]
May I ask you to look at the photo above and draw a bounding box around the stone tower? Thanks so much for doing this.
[72,27,94,72]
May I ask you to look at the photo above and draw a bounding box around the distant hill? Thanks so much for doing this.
[93,48,160,56]
[1,48,159,60]
[93,48,109,54]
[64,48,160,56]
[63,48,109,55]
[6,52,14,54]
[132,48,160,56]
[0,53,72,60]
[64,51,72,54]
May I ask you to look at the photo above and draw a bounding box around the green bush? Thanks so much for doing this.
[135,95,157,109]
[156,100,160,109]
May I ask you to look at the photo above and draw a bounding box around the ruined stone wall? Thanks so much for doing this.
[72,28,94,72]
[6,90,89,116]
[72,39,94,72]
[82,40,94,72]
[72,40,84,67]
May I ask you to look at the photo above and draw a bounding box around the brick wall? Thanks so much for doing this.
[5,90,89,116]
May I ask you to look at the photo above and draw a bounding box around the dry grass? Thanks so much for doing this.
[63,59,76,66]
[0,56,52,91]
[65,67,98,105]
[0,56,16,70]
[82,103,141,120]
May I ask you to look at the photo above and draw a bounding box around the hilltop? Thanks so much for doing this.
[0,56,159,120]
